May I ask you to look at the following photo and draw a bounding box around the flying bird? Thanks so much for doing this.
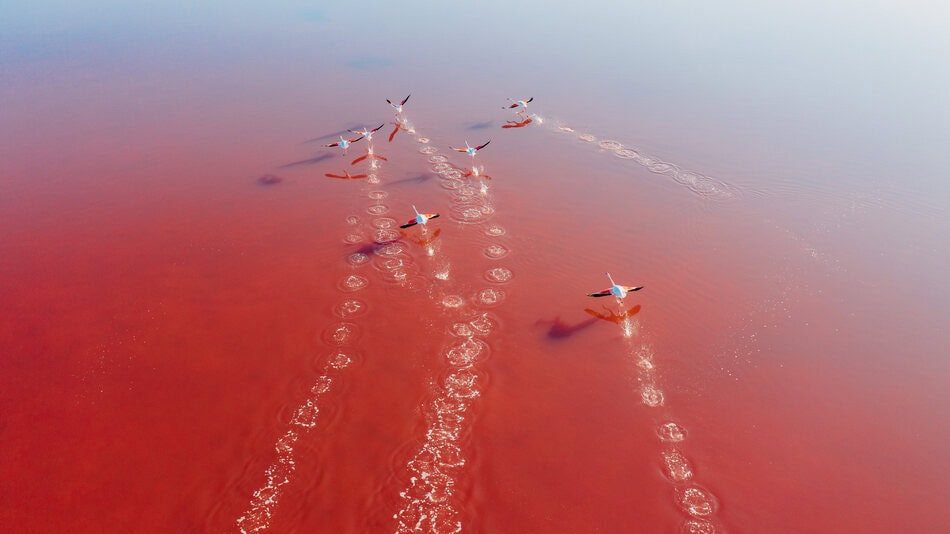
[450,140,490,159]
[504,97,533,116]
[386,94,411,114]
[325,134,364,154]
[325,170,369,180]
[399,205,440,229]
[587,272,644,299]
[348,124,385,142]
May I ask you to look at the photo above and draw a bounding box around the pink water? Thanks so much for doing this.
[2,2,949,533]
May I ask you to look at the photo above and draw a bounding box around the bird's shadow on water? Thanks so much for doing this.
[301,127,362,144]
[537,304,642,340]
[280,154,333,168]
[388,173,434,187]
[584,304,642,325]
[466,121,494,131]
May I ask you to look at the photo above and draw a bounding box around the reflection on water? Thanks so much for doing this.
[2,1,949,533]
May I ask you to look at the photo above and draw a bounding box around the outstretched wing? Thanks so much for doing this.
[425,213,440,220]
[526,97,534,103]
[624,286,645,293]
[475,140,491,151]
[347,135,365,143]
[449,146,467,153]
[371,123,384,133]
[325,141,340,148]
[504,102,520,109]
[399,220,418,229]
[401,94,411,105]
[586,289,613,297]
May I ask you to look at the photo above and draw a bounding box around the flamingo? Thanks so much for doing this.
[504,97,533,116]
[348,123,385,142]
[325,134,364,154]
[386,94,411,115]
[450,140,490,163]
[399,205,440,229]
[587,272,644,299]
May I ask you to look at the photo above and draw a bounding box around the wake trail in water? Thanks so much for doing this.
[234,134,393,533]
[516,113,741,202]
[375,114,513,533]
[599,302,725,533]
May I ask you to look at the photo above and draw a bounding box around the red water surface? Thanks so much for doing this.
[3,5,950,533]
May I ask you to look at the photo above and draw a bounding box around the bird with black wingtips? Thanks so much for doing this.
[399,205,440,229]
[325,134,364,155]
[587,272,644,299]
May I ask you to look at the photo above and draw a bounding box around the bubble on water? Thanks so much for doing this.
[327,350,353,370]
[343,233,363,245]
[475,288,505,307]
[345,215,360,225]
[468,313,498,336]
[641,384,665,407]
[484,224,506,236]
[658,422,687,442]
[680,519,718,534]
[577,133,596,142]
[615,148,641,160]
[443,295,464,308]
[375,241,407,256]
[417,137,430,144]
[484,267,513,283]
[445,337,488,366]
[419,145,438,155]
[339,274,368,292]
[368,190,388,200]
[367,174,380,184]
[433,397,465,415]
[662,449,694,482]
[311,375,332,395]
[428,154,449,163]
[346,252,370,267]
[333,299,367,318]
[275,429,298,454]
[374,229,400,243]
[291,399,319,428]
[450,204,493,224]
[442,169,462,180]
[599,140,623,151]
[322,322,360,347]
[367,204,390,215]
[373,217,398,229]
[432,162,453,173]
[674,486,717,518]
[483,244,509,259]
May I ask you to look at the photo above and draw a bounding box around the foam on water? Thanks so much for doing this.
[333,299,367,318]
[338,274,369,292]
[483,267,513,283]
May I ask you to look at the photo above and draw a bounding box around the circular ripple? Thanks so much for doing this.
[428,155,449,163]
[346,252,370,266]
[649,161,680,175]
[374,229,400,244]
[483,267,513,283]
[483,244,509,259]
[558,126,575,133]
[658,422,687,442]
[450,322,473,337]
[322,322,360,347]
[367,204,390,215]
[416,137,430,144]
[343,233,363,245]
[449,205,493,224]
[326,350,354,370]
[372,217,398,229]
[484,224,506,236]
[432,162,453,173]
[674,486,717,518]
[681,519,718,534]
[615,148,640,159]
[375,241,407,257]
[444,368,480,399]
[599,140,623,151]
[641,384,665,407]
[442,169,462,180]
[373,254,413,273]
[419,145,438,155]
[474,287,505,308]
[345,215,360,225]
[333,299,367,319]
[367,174,380,184]
[439,179,464,190]
[443,295,465,308]
[338,274,368,292]
[444,337,489,366]
[662,449,694,482]
[468,313,498,336]
[368,190,388,200]
[577,133,596,142]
